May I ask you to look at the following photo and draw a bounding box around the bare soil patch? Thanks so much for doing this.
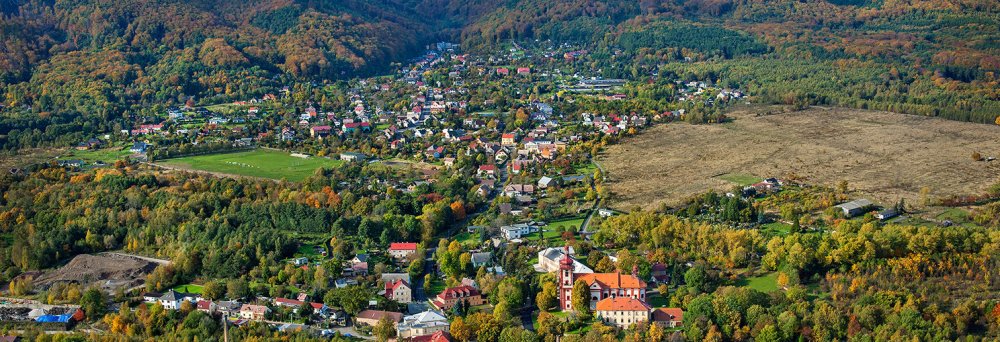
[32,253,160,293]
[600,107,1000,209]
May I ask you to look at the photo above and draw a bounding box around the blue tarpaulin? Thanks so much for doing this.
[36,314,72,323]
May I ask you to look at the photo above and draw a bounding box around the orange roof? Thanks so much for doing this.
[390,242,418,251]
[595,297,650,312]
[575,272,645,289]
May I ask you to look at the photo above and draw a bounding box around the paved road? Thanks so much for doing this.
[579,160,606,236]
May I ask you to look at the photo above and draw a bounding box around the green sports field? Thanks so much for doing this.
[160,150,342,181]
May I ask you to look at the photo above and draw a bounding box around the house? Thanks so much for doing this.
[598,208,615,218]
[470,252,492,268]
[311,125,332,139]
[196,300,217,313]
[292,257,309,266]
[158,290,196,310]
[535,246,593,273]
[557,246,646,311]
[381,273,411,285]
[501,133,517,146]
[355,310,403,327]
[877,208,899,221]
[217,301,242,318]
[76,138,103,150]
[385,279,413,303]
[477,164,497,177]
[397,310,450,339]
[433,286,484,311]
[835,199,875,218]
[239,304,270,321]
[130,142,150,154]
[649,263,669,284]
[503,184,534,197]
[496,68,509,76]
[410,331,452,342]
[537,176,554,189]
[142,292,162,303]
[342,122,371,133]
[595,297,651,329]
[517,67,531,75]
[389,243,419,259]
[340,152,367,162]
[651,308,684,328]
[500,223,537,240]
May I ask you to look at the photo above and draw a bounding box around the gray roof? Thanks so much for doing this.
[836,199,874,211]
[381,273,411,284]
[470,252,492,264]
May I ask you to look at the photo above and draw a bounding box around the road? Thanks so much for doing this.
[579,160,606,236]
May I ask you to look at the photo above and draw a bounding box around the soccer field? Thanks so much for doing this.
[159,150,343,181]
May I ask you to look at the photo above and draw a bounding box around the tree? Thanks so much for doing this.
[536,282,557,312]
[536,311,564,339]
[79,288,106,321]
[684,264,711,293]
[226,278,250,300]
[374,316,397,341]
[972,152,983,161]
[571,279,591,317]
[202,281,225,300]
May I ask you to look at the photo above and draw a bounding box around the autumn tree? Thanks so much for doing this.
[571,279,591,317]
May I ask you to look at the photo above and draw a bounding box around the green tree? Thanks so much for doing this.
[79,288,106,321]
[373,316,397,341]
[571,279,591,317]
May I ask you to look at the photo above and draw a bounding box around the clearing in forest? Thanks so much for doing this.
[600,107,1000,209]
[158,149,343,181]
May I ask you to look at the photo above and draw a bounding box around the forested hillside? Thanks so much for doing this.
[460,0,1000,123]
[0,0,435,114]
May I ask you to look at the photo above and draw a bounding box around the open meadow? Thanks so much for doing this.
[600,107,1000,209]
[158,149,343,181]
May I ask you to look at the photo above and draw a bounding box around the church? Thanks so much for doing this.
[557,246,647,311]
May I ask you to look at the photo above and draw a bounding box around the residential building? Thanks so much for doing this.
[381,273,411,285]
[389,242,419,259]
[470,252,492,268]
[356,310,403,327]
[651,308,684,328]
[398,311,450,339]
[410,331,452,342]
[385,279,412,304]
[239,304,270,321]
[433,286,483,311]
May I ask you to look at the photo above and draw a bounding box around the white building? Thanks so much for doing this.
[535,246,593,273]
[397,310,450,339]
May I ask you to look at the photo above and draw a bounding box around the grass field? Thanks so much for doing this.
[760,222,793,236]
[172,284,204,294]
[59,147,131,163]
[159,149,343,181]
[600,107,1000,209]
[736,272,779,292]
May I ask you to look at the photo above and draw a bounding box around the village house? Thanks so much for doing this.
[239,304,270,321]
[389,242,419,259]
[470,252,492,268]
[500,223,537,240]
[311,125,332,139]
[503,184,534,197]
[501,133,517,146]
[356,310,403,327]
[384,279,413,303]
[652,308,684,328]
[381,273,411,285]
[397,311,450,339]
[433,285,484,311]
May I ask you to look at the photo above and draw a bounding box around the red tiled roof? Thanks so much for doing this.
[652,308,684,322]
[357,310,403,322]
[436,285,480,300]
[575,272,646,289]
[390,242,418,251]
[594,297,650,312]
[275,298,304,306]
[411,331,451,342]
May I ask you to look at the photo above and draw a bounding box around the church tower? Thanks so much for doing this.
[558,245,575,311]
